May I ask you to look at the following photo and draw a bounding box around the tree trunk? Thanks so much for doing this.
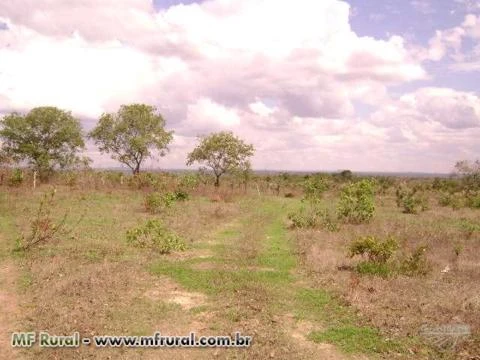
[214,175,220,187]
[133,163,140,175]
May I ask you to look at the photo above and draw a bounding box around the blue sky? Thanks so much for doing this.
[0,0,479,172]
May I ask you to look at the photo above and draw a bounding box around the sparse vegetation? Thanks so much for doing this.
[337,179,376,224]
[126,219,186,254]
[14,188,69,252]
[0,162,478,359]
[395,184,428,214]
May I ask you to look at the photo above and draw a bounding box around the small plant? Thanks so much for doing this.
[302,176,329,205]
[173,190,189,201]
[178,174,199,192]
[337,179,376,224]
[144,191,181,214]
[355,261,393,277]
[15,188,68,252]
[458,219,480,238]
[395,185,428,214]
[438,192,463,210]
[288,206,339,231]
[399,245,430,276]
[126,219,186,254]
[465,192,480,209]
[8,169,24,187]
[349,235,399,264]
[376,177,395,195]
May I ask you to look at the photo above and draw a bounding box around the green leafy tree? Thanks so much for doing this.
[186,131,255,187]
[0,107,85,180]
[89,104,173,174]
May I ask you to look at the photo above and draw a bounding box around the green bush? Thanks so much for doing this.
[399,245,430,276]
[432,178,459,192]
[178,174,199,192]
[349,235,398,264]
[173,190,189,201]
[438,192,463,209]
[288,206,339,232]
[395,185,428,214]
[337,179,375,224]
[348,236,430,277]
[465,192,480,209]
[458,219,480,238]
[144,191,181,214]
[8,169,24,187]
[302,176,329,204]
[126,219,186,254]
[376,177,395,195]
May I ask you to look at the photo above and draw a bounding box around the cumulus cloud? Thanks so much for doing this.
[0,0,474,172]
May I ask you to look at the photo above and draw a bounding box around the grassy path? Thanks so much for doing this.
[151,197,407,359]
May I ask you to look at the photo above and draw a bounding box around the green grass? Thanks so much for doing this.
[256,218,296,272]
[309,325,403,354]
[150,197,413,356]
[356,261,394,278]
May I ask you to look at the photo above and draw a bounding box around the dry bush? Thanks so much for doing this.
[15,188,70,252]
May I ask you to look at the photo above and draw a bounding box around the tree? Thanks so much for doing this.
[89,104,173,174]
[186,131,255,187]
[454,160,480,192]
[89,104,173,175]
[0,107,85,180]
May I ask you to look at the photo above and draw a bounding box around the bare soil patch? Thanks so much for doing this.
[0,260,20,360]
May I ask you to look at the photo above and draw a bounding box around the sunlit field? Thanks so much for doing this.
[1,169,479,360]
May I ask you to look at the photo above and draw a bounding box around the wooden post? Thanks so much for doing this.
[33,171,37,189]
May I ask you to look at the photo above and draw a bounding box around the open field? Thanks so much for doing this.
[0,171,479,359]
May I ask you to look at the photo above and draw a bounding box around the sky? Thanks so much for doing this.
[0,0,479,173]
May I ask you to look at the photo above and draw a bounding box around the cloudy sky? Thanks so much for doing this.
[0,0,479,173]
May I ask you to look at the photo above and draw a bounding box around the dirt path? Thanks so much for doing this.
[151,198,359,359]
[0,260,20,360]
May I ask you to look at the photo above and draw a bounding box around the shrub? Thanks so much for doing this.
[399,245,430,276]
[15,188,69,252]
[465,192,480,209]
[337,179,375,224]
[288,206,319,229]
[432,178,459,193]
[348,235,399,264]
[395,185,428,214]
[288,206,339,231]
[129,173,163,190]
[438,192,463,209]
[303,176,329,204]
[376,177,395,195]
[144,192,180,214]
[348,236,431,277]
[8,169,24,187]
[126,219,186,254]
[173,190,189,201]
[458,219,480,238]
[178,174,199,192]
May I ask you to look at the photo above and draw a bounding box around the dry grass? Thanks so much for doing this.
[294,192,480,359]
[1,176,479,359]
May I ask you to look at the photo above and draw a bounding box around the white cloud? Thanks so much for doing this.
[0,0,472,172]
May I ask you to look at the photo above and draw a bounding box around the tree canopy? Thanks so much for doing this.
[186,131,255,187]
[0,106,85,179]
[89,104,173,174]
